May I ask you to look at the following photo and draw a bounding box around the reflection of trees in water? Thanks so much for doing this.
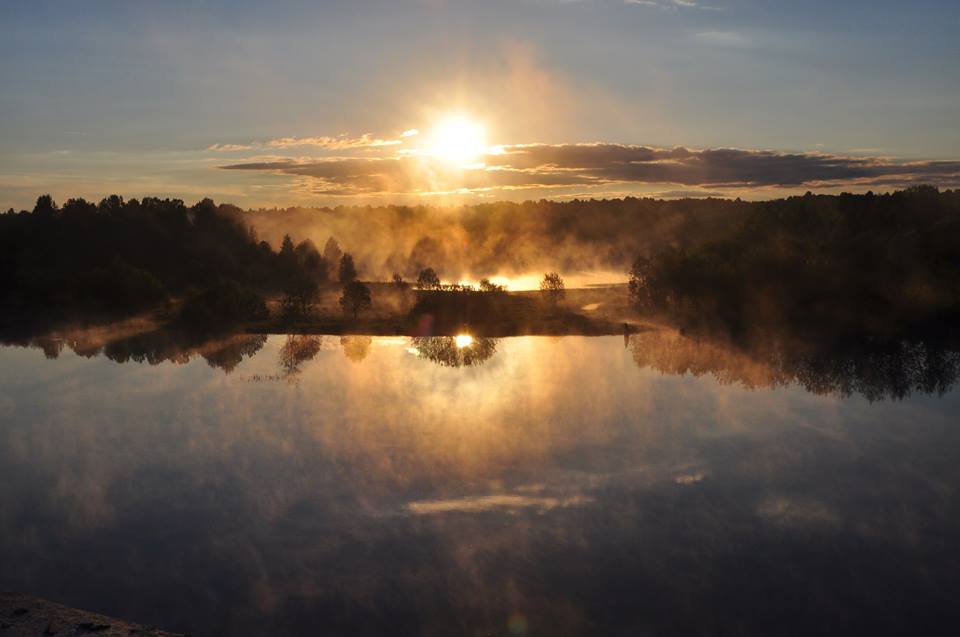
[102,332,268,373]
[6,328,268,374]
[411,336,498,368]
[199,334,269,373]
[340,336,372,363]
[34,337,64,359]
[629,329,960,401]
[629,330,784,389]
[279,335,323,378]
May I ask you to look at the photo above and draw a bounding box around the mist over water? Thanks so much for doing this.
[240,198,745,282]
[2,335,959,636]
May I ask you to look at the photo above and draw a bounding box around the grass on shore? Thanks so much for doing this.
[248,283,639,336]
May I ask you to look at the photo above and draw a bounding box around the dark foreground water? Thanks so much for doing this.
[1,331,959,636]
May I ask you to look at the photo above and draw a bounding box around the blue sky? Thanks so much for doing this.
[2,0,958,208]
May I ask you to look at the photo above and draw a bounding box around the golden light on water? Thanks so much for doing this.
[455,334,474,349]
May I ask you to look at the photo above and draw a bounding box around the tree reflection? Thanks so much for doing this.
[340,335,372,363]
[199,334,269,373]
[3,325,267,374]
[629,328,960,401]
[9,320,959,399]
[410,336,498,367]
[279,335,323,378]
[99,332,268,372]
[34,337,63,359]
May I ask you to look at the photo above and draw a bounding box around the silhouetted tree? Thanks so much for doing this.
[540,272,565,308]
[84,257,168,311]
[295,239,329,282]
[279,234,296,265]
[33,194,57,219]
[179,280,269,332]
[417,268,441,290]
[392,272,409,290]
[628,256,656,310]
[339,253,357,284]
[339,280,371,319]
[479,278,505,293]
[322,237,343,269]
[281,271,319,318]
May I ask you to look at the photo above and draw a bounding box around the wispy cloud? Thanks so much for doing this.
[220,143,960,196]
[407,493,593,515]
[625,0,722,11]
[692,30,750,47]
[207,133,404,152]
[266,134,401,149]
[206,143,256,152]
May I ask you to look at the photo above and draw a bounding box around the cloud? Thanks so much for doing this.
[654,189,725,198]
[692,30,749,47]
[207,133,404,152]
[207,143,255,152]
[220,144,960,196]
[625,0,722,10]
[407,492,593,515]
[265,134,401,149]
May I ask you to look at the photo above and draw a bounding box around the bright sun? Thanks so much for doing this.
[427,115,487,164]
[454,334,474,349]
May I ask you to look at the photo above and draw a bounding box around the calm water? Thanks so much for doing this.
[1,331,959,636]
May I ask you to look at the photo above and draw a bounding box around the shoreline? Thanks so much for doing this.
[2,285,647,341]
[0,593,183,637]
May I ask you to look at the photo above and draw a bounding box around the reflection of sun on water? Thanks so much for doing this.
[455,334,474,349]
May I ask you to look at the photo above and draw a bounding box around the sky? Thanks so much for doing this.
[2,0,959,209]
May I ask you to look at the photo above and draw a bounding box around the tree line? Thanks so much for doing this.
[6,186,956,337]
[627,186,960,337]
[0,195,368,330]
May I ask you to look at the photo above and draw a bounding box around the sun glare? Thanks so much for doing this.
[427,115,487,164]
[454,334,474,349]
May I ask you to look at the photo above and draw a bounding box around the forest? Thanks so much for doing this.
[627,186,960,337]
[0,196,337,328]
[3,187,959,339]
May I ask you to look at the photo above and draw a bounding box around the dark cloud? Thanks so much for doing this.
[654,190,726,198]
[221,145,960,195]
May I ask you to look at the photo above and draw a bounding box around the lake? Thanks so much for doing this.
[1,331,959,636]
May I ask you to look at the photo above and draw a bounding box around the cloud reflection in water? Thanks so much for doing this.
[1,334,959,636]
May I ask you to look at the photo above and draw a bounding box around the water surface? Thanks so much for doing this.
[1,332,959,636]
